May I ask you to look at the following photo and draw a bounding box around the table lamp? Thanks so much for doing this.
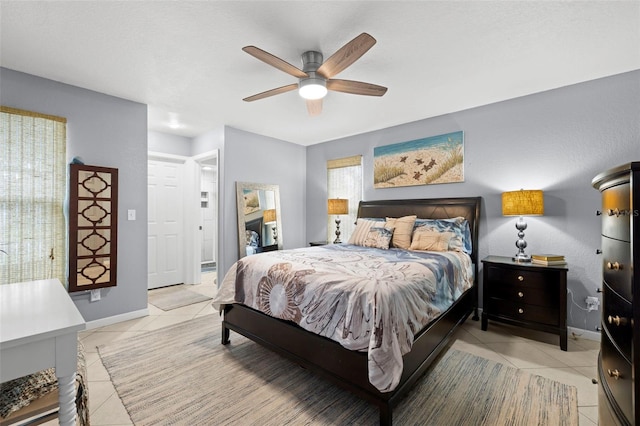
[328,198,349,243]
[502,189,544,262]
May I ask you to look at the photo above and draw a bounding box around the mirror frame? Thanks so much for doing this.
[68,163,118,292]
[236,182,283,259]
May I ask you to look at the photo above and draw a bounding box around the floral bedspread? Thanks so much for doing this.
[213,244,474,392]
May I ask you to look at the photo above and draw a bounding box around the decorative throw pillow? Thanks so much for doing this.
[384,215,417,249]
[348,218,386,246]
[413,217,472,253]
[409,228,455,251]
[363,227,394,249]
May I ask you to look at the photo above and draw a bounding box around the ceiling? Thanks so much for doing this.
[1,1,639,146]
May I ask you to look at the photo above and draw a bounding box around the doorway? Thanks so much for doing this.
[198,157,218,286]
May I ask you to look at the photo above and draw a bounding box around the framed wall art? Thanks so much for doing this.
[373,131,464,188]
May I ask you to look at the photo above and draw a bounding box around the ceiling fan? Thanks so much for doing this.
[242,33,387,116]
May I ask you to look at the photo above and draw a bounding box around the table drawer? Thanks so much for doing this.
[602,282,632,361]
[487,280,558,308]
[602,237,631,302]
[601,182,631,242]
[601,331,632,423]
[486,266,552,288]
[489,298,559,326]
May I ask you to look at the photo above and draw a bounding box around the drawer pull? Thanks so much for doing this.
[596,288,602,293]
[517,275,524,282]
[517,291,524,298]
[596,210,602,216]
[606,261,621,270]
[596,249,602,254]
[518,308,524,314]
[607,369,621,380]
[608,315,628,326]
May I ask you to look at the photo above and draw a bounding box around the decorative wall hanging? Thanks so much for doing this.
[68,164,118,292]
[373,131,464,188]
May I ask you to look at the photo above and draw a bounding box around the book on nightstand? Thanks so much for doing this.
[531,254,566,266]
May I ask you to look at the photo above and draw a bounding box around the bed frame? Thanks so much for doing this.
[221,197,481,425]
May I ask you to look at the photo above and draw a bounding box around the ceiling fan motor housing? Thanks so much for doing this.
[299,51,326,99]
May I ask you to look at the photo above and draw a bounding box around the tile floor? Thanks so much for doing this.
[43,275,599,425]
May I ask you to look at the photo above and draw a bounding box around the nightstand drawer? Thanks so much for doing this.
[603,282,632,361]
[601,331,632,423]
[487,280,558,308]
[602,237,631,302]
[489,298,559,326]
[486,266,549,288]
[601,182,631,242]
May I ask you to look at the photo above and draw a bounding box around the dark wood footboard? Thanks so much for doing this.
[221,286,474,425]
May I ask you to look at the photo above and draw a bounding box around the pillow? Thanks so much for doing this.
[348,218,386,246]
[409,228,455,251]
[413,217,472,254]
[363,227,394,250]
[384,215,417,249]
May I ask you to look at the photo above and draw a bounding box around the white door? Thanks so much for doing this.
[148,159,184,289]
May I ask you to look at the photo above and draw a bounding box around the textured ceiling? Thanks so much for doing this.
[1,1,639,146]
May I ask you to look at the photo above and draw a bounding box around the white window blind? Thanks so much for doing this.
[327,155,362,243]
[1,106,67,285]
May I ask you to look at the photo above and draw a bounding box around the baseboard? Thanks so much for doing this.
[85,308,149,330]
[568,326,601,342]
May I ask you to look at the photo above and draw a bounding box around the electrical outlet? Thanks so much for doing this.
[90,289,101,302]
[585,296,599,311]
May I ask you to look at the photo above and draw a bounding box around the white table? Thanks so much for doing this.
[1,279,86,426]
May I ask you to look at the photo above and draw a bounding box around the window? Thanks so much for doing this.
[327,155,362,243]
[1,106,67,285]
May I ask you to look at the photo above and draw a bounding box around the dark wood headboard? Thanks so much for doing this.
[356,197,482,267]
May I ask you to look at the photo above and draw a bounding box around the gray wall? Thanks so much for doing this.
[306,70,640,332]
[148,130,192,157]
[1,67,149,322]
[219,126,306,278]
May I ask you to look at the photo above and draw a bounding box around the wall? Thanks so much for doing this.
[219,126,306,278]
[306,70,640,332]
[148,130,192,157]
[1,67,149,322]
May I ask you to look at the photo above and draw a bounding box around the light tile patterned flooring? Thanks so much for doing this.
[44,275,600,425]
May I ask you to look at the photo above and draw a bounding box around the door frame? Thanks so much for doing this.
[147,150,220,286]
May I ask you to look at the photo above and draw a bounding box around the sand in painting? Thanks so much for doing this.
[374,133,464,188]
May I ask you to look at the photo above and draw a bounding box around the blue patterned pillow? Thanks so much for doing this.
[363,227,394,249]
[413,217,472,254]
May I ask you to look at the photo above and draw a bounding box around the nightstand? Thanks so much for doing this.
[481,255,568,351]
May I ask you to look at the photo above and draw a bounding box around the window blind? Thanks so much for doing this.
[1,106,67,285]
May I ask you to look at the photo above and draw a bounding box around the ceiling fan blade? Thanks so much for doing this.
[306,99,322,116]
[316,33,376,78]
[326,79,387,96]
[243,46,308,79]
[243,83,299,102]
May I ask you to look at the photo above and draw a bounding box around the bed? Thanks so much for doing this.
[214,197,481,425]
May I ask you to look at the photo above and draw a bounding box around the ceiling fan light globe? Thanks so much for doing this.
[299,78,327,100]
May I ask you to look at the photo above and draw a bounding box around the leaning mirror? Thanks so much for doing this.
[236,182,282,259]
[69,164,118,292]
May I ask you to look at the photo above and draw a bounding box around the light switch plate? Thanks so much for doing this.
[128,209,136,220]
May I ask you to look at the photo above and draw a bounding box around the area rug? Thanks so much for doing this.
[147,285,212,311]
[98,315,578,425]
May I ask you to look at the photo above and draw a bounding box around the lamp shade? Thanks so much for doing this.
[502,190,544,216]
[328,198,349,215]
[263,208,276,223]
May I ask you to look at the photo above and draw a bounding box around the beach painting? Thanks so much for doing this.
[373,131,464,188]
